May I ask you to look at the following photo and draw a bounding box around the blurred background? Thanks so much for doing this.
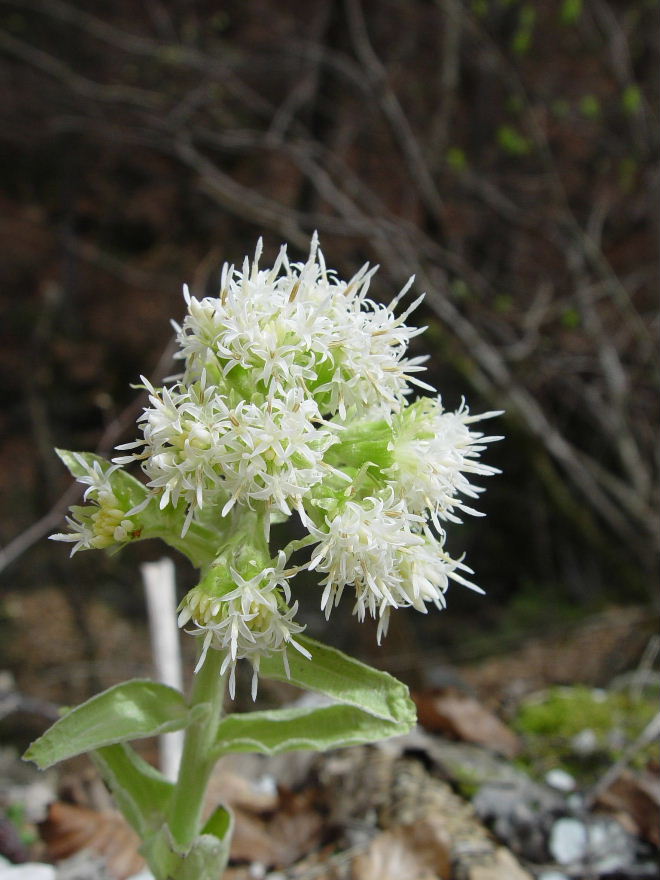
[0,0,658,715]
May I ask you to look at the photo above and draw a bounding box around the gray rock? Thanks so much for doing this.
[473,781,560,862]
[55,852,114,880]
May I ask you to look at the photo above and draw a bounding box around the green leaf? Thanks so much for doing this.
[494,294,514,314]
[511,5,535,55]
[214,702,408,755]
[496,124,531,156]
[446,147,467,172]
[560,0,582,24]
[202,804,233,841]
[92,743,175,837]
[561,307,581,329]
[622,85,642,115]
[213,636,416,756]
[580,94,601,119]
[618,156,637,192]
[265,636,415,722]
[24,680,192,769]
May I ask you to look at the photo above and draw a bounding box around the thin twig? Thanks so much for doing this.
[585,710,660,808]
[0,337,176,575]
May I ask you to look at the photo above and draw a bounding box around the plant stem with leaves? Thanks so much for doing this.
[26,235,501,878]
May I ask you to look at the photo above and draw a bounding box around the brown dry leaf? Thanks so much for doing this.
[466,846,533,880]
[5,587,153,706]
[230,808,291,866]
[460,607,652,706]
[268,788,325,867]
[204,763,279,815]
[281,843,352,880]
[205,763,307,868]
[352,817,452,880]
[230,787,324,869]
[414,690,521,758]
[40,802,144,880]
[596,769,660,847]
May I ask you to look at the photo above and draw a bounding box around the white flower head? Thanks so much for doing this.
[54,235,502,683]
[99,236,503,660]
[115,376,232,534]
[215,387,340,519]
[388,397,503,527]
[180,552,310,699]
[308,489,428,637]
[316,275,433,421]
[118,376,341,532]
[175,235,430,420]
[308,486,488,642]
[51,455,139,554]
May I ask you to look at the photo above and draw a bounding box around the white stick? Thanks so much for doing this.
[141,557,184,781]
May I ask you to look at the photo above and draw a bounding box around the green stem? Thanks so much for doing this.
[281,533,317,559]
[158,521,218,569]
[167,645,226,849]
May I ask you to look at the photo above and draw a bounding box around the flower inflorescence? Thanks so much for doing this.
[52,456,140,554]
[54,235,502,696]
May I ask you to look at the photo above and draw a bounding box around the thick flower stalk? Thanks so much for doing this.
[53,233,502,698]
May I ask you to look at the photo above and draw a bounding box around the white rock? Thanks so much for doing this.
[0,860,56,880]
[545,769,575,792]
[537,873,569,880]
[8,781,56,823]
[253,774,277,798]
[549,817,588,864]
[570,728,598,755]
[586,819,635,873]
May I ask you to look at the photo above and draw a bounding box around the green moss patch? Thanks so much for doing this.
[513,685,658,783]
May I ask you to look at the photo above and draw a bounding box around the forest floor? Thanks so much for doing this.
[0,598,658,880]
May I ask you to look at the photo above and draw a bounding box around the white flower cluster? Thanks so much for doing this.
[55,235,501,696]
[116,378,339,535]
[175,237,429,418]
[308,489,482,643]
[178,552,310,699]
[52,456,138,554]
[388,397,502,528]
